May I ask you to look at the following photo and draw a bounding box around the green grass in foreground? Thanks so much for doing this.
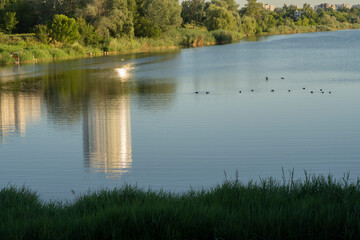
[1,172,360,239]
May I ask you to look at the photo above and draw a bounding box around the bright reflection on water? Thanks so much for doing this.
[0,93,42,141]
[115,64,134,80]
[83,95,132,177]
[1,30,360,201]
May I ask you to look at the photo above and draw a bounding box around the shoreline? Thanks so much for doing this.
[1,26,359,66]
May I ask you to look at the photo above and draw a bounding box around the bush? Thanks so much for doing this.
[70,43,86,55]
[0,52,15,64]
[211,30,242,44]
[31,48,52,60]
[49,14,80,44]
[48,48,68,59]
[19,51,34,62]
[164,28,215,47]
[34,24,50,43]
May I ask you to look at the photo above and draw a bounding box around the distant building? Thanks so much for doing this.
[315,3,351,11]
[261,3,275,11]
[352,4,360,9]
[294,11,304,20]
[314,3,331,11]
[335,4,351,10]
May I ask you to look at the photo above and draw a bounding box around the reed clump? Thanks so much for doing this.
[1,172,360,239]
[211,30,244,44]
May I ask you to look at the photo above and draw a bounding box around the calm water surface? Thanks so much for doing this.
[1,30,360,200]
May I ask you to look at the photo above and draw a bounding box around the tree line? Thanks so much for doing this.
[1,0,360,46]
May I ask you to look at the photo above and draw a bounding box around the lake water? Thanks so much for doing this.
[1,30,360,201]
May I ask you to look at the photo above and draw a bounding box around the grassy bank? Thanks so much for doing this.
[0,24,359,65]
[2,173,360,239]
[0,29,242,64]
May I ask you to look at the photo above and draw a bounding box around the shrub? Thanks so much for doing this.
[49,14,80,44]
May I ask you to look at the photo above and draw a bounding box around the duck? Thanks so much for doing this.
[206,91,209,94]
[195,91,199,94]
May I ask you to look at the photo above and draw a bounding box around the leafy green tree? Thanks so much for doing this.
[76,0,134,38]
[50,14,80,44]
[204,3,235,31]
[133,0,161,37]
[301,3,317,25]
[0,0,38,33]
[181,0,206,25]
[34,24,50,43]
[240,15,257,35]
[77,17,100,46]
[319,13,337,27]
[3,12,18,33]
[146,0,182,32]
[222,0,238,12]
[134,16,161,37]
[244,0,262,19]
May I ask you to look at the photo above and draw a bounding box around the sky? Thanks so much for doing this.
[236,0,360,8]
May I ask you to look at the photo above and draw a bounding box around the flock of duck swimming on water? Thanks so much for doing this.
[194,76,332,95]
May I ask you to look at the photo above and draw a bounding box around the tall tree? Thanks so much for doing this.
[204,3,235,31]
[181,0,206,25]
[244,0,261,19]
[76,0,134,38]
[50,14,79,44]
[145,0,182,32]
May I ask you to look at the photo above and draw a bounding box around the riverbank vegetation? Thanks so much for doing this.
[1,173,360,239]
[0,0,360,64]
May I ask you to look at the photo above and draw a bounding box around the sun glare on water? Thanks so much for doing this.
[115,65,133,80]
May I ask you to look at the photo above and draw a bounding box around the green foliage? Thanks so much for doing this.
[2,174,360,239]
[134,16,161,38]
[166,28,215,46]
[241,16,257,35]
[2,12,18,33]
[181,0,206,25]
[77,17,100,46]
[77,0,134,38]
[34,24,50,43]
[0,0,358,63]
[204,3,235,31]
[222,0,239,12]
[99,37,111,51]
[244,0,262,18]
[211,29,241,44]
[146,0,182,32]
[0,51,14,64]
[50,14,80,44]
